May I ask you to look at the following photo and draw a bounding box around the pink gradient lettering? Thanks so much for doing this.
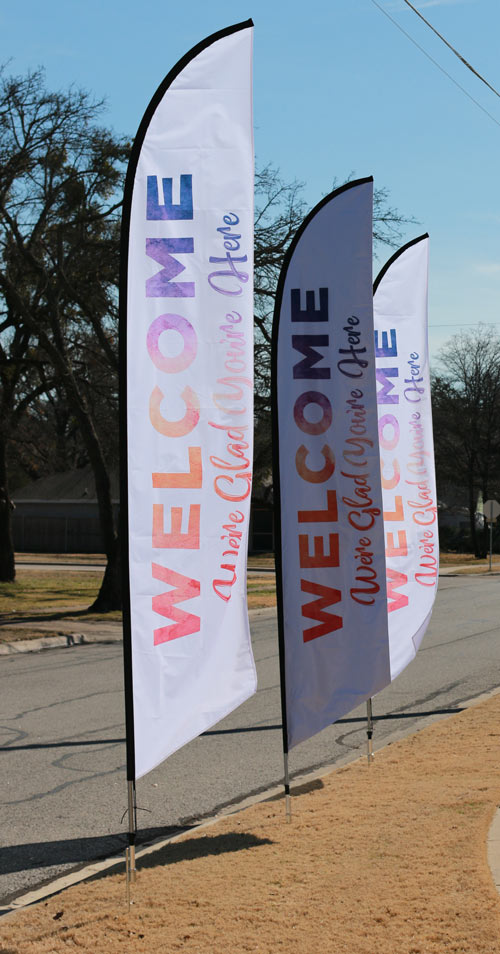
[147,313,197,374]
[152,563,200,645]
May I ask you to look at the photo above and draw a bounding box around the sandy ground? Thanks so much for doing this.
[2,693,500,953]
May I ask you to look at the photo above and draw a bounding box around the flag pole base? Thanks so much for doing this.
[284,752,292,822]
[125,848,131,910]
[125,779,137,907]
[129,843,136,883]
[366,698,374,765]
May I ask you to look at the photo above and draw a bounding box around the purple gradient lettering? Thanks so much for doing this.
[376,367,399,405]
[147,175,193,220]
[146,238,195,298]
[374,329,397,358]
[147,313,197,374]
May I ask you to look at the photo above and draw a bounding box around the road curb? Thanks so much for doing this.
[0,632,121,655]
[0,607,277,656]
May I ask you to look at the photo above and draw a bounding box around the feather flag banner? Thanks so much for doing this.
[272,179,391,750]
[374,235,438,680]
[120,21,256,780]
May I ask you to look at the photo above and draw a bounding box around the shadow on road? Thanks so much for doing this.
[0,707,467,754]
[338,707,466,723]
[203,707,465,736]
[1,738,126,752]
[0,826,190,876]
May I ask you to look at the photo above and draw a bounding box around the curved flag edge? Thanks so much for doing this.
[119,19,254,782]
[373,232,429,294]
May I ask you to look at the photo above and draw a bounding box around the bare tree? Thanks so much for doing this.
[0,68,416,592]
[0,67,127,604]
[432,327,500,557]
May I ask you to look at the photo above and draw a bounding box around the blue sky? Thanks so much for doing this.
[1,0,499,362]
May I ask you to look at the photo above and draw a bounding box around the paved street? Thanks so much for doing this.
[1,573,500,907]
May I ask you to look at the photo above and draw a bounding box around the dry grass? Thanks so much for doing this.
[0,571,123,641]
[439,552,500,567]
[3,694,500,953]
[0,564,278,637]
[247,571,276,609]
[248,553,275,569]
[0,570,105,616]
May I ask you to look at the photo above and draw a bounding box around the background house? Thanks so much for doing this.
[12,469,274,554]
[11,467,119,554]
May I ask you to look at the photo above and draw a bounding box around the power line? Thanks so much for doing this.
[430,322,500,329]
[370,0,500,130]
[400,0,500,100]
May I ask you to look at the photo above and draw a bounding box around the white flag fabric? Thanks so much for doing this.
[374,235,438,680]
[273,179,391,750]
[121,21,256,779]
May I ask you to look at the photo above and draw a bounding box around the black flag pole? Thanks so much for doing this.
[272,311,291,821]
[119,206,137,894]
[271,202,293,823]
[118,57,142,893]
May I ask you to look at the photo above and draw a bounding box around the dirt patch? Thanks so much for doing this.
[3,693,500,952]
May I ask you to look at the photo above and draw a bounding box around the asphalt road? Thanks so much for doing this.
[1,573,500,907]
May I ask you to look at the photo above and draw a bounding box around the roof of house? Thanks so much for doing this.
[12,465,120,502]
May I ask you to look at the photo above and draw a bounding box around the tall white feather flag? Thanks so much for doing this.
[120,22,256,780]
[374,234,438,681]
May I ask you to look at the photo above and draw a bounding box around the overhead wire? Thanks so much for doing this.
[430,322,500,329]
[370,0,500,130]
[400,0,500,100]
[369,2,500,341]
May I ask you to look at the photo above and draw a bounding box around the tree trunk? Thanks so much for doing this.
[467,467,480,558]
[0,434,15,582]
[481,484,490,560]
[73,413,121,612]
[89,533,121,612]
[36,329,122,612]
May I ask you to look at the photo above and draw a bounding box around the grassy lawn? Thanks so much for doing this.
[1,550,498,639]
[0,570,106,617]
[0,562,278,632]
[0,555,277,620]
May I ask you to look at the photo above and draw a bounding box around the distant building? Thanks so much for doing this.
[11,467,119,554]
[12,468,274,554]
